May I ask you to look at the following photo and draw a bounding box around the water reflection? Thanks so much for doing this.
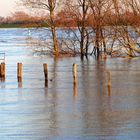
[49,59,58,89]
[0,80,5,89]
[46,92,60,136]
[18,78,22,88]
[45,80,48,88]
[107,71,111,97]
[0,28,139,139]
[73,82,77,97]
[95,59,107,94]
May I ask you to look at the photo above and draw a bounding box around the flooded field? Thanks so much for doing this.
[0,28,140,140]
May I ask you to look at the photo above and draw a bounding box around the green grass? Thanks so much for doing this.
[0,23,49,28]
[0,23,24,28]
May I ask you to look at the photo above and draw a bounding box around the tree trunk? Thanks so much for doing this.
[51,26,59,56]
[80,28,85,59]
[100,28,106,53]
[50,6,59,57]
[85,29,89,57]
[95,26,100,57]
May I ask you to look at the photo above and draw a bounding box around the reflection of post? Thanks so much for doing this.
[107,71,111,96]
[43,64,48,87]
[73,64,77,96]
[103,53,107,60]
[17,63,22,83]
[45,80,48,88]
[28,29,31,39]
[18,78,22,88]
[73,82,77,97]
[1,82,5,89]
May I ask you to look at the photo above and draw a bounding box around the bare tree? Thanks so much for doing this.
[89,0,112,57]
[78,0,90,59]
[20,0,140,58]
[21,0,61,57]
[109,0,140,57]
[63,0,91,59]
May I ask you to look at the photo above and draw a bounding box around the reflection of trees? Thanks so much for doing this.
[95,59,107,94]
[49,58,58,90]
[45,92,59,136]
[44,59,60,136]
[77,58,118,136]
[43,58,140,137]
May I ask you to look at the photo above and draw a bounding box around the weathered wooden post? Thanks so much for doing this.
[0,64,1,78]
[43,63,48,87]
[107,71,111,96]
[17,63,22,82]
[73,64,77,96]
[0,63,5,80]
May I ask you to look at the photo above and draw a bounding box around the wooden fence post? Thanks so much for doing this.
[73,64,77,84]
[0,63,5,80]
[73,64,77,96]
[0,64,1,78]
[17,63,22,82]
[43,63,48,87]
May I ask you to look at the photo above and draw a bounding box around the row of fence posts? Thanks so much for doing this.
[0,63,111,96]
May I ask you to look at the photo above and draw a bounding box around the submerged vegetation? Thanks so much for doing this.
[1,0,140,59]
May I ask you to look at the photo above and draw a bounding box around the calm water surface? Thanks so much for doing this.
[0,28,140,140]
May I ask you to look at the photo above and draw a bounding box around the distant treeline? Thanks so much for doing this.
[1,10,140,28]
[0,12,49,28]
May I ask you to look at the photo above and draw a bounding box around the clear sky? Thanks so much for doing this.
[0,0,19,17]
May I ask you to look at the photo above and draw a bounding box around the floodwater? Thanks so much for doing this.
[0,28,140,140]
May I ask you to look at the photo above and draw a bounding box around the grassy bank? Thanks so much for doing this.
[0,23,23,28]
[0,23,49,28]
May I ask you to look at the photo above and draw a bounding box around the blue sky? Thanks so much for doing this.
[0,0,19,17]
